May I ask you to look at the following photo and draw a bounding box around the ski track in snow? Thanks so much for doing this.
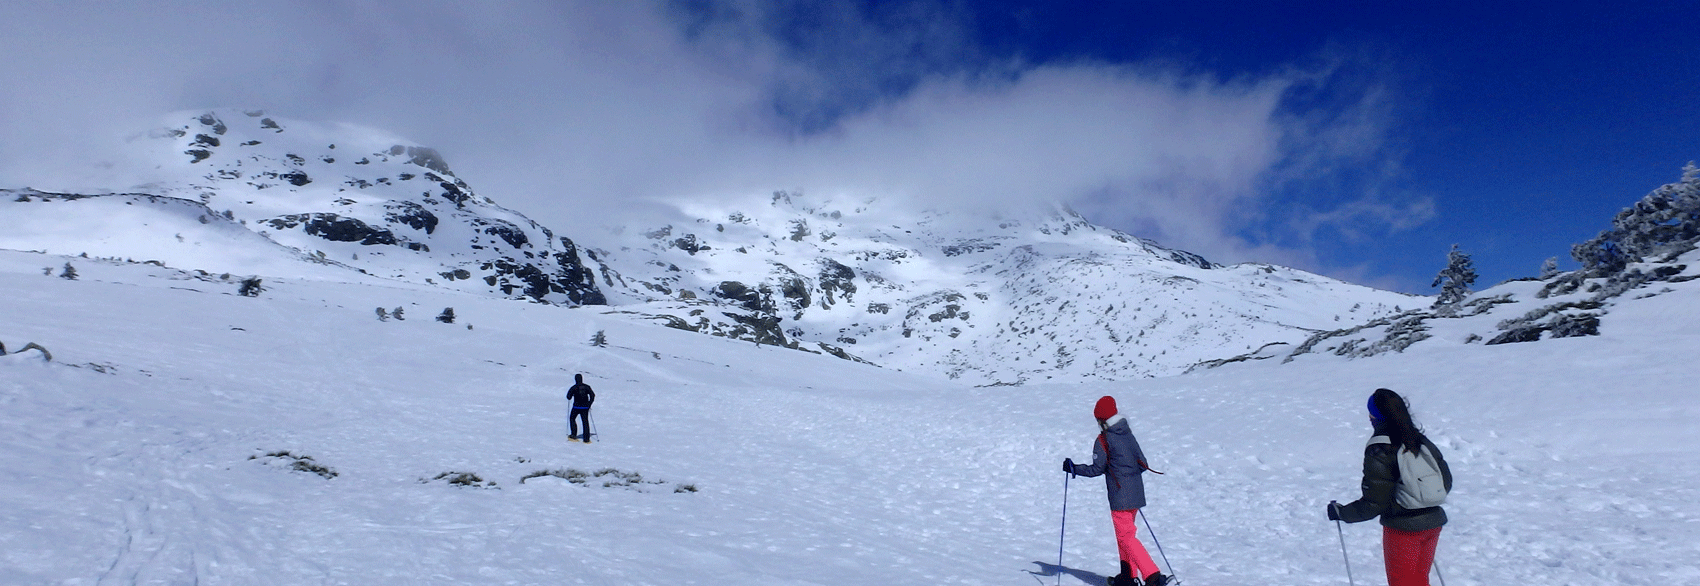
[3,251,1699,585]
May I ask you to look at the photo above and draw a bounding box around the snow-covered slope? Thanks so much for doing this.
[2,247,1695,585]
[578,191,1415,384]
[1197,165,1700,372]
[2,110,1417,384]
[3,109,605,303]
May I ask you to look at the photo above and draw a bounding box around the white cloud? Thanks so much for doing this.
[0,0,1424,277]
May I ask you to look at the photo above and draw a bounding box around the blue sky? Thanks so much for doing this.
[717,0,1700,291]
[1,1,1694,293]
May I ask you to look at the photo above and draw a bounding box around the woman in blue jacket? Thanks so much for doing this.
[1065,396,1170,586]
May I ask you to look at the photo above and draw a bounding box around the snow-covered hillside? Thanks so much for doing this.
[1194,165,1700,373]
[573,191,1414,384]
[3,110,1418,384]
[5,110,1700,585]
[3,245,1696,585]
[1,109,604,303]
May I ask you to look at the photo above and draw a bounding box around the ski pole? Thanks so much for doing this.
[1138,509,1174,577]
[1335,518,1355,586]
[1057,471,1070,586]
[1433,559,1446,586]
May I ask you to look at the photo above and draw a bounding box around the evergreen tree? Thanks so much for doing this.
[375,307,389,322]
[1431,244,1477,308]
[590,330,608,347]
[392,307,405,320]
[436,308,456,323]
[1539,257,1560,280]
[1573,163,1700,273]
[60,263,78,280]
[238,277,265,297]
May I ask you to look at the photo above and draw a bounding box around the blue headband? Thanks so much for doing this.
[1367,395,1385,422]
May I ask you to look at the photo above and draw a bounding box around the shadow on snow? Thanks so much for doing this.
[1028,561,1107,586]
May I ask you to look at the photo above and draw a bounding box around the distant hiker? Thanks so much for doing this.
[565,374,595,443]
[1328,388,1454,586]
[1063,395,1171,586]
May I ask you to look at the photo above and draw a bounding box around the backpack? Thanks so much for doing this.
[1368,436,1448,509]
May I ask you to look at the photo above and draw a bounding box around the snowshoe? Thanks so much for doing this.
[1107,561,1139,586]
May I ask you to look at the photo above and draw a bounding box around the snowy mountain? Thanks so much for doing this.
[2,110,1416,384]
[578,191,1414,383]
[1,109,604,304]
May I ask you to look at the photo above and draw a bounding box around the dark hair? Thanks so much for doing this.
[1370,388,1428,454]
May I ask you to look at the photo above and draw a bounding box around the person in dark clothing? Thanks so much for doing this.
[565,374,595,443]
[1064,396,1171,586]
[1328,388,1454,586]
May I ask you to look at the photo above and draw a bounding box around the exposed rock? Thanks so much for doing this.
[384,201,439,234]
[264,213,397,246]
[818,258,856,308]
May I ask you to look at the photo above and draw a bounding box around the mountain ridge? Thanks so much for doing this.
[3,109,1419,383]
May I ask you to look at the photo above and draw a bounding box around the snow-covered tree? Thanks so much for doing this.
[436,308,456,324]
[1431,244,1476,308]
[238,277,264,297]
[60,263,78,280]
[590,330,608,347]
[1539,257,1560,280]
[375,307,389,322]
[1573,163,1700,273]
[392,307,405,321]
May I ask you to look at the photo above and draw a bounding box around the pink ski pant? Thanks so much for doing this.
[1110,509,1160,579]
[1384,526,1442,586]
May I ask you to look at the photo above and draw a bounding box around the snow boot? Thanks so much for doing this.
[1107,561,1140,586]
[1142,572,1172,586]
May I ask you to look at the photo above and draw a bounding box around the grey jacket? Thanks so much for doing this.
[1071,415,1149,511]
[1337,434,1453,531]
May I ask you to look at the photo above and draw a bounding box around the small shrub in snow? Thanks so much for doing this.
[392,307,405,320]
[0,341,52,361]
[520,468,588,484]
[423,471,496,489]
[238,277,264,297]
[60,263,78,280]
[251,450,337,479]
[375,307,389,321]
[590,330,607,347]
[519,467,695,493]
[436,307,456,323]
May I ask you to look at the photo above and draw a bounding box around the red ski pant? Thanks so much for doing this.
[1383,526,1442,586]
[1110,509,1160,579]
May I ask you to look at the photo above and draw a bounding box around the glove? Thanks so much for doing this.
[1327,501,1342,521]
[1063,458,1075,474]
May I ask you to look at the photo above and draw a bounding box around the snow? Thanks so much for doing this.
[3,248,1697,585]
[6,109,1418,384]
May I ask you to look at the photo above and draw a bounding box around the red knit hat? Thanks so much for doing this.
[1094,396,1118,420]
